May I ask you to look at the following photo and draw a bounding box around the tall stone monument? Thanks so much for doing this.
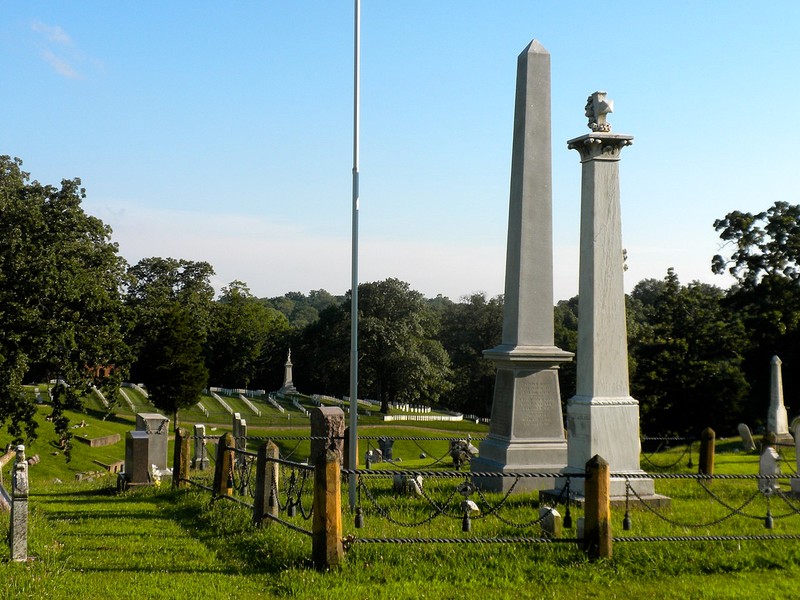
[768,355,792,443]
[471,40,574,492]
[279,349,297,395]
[551,93,663,502]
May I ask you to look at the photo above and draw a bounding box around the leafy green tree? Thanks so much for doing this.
[207,281,289,389]
[554,296,579,403]
[293,279,452,412]
[356,279,452,412]
[137,303,208,431]
[438,293,503,416]
[0,156,127,451]
[712,202,800,426]
[712,201,800,287]
[124,257,214,429]
[628,269,749,436]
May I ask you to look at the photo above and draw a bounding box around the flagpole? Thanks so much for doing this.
[348,0,361,510]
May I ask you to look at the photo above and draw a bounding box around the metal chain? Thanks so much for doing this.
[695,479,769,521]
[625,477,761,528]
[357,475,458,527]
[640,443,692,470]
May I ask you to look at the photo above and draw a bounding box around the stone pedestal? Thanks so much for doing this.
[472,41,572,492]
[135,412,170,470]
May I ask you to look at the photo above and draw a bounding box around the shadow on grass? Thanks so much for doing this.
[162,489,314,573]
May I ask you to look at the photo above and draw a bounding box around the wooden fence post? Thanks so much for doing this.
[172,427,191,490]
[213,432,234,496]
[254,440,280,526]
[584,454,612,560]
[698,427,715,476]
[312,450,343,570]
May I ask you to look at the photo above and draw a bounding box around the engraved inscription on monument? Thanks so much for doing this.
[490,370,513,438]
[513,370,563,439]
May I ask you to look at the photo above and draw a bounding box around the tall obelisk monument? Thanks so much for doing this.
[472,40,573,492]
[561,92,659,500]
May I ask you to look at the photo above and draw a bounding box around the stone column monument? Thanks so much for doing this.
[279,349,297,395]
[768,355,792,443]
[471,40,574,492]
[558,92,662,501]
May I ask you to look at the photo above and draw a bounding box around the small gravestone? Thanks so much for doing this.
[124,431,150,484]
[758,434,781,494]
[539,506,562,538]
[135,413,169,470]
[738,423,756,451]
[193,424,209,470]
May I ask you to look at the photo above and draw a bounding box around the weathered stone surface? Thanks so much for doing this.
[738,423,756,451]
[310,407,345,466]
[472,40,572,492]
[768,356,792,443]
[124,430,150,484]
[135,412,169,470]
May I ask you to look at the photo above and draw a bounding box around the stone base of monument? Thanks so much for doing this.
[539,473,671,509]
[471,437,568,492]
[790,477,800,496]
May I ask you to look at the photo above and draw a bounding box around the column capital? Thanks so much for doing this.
[567,133,633,162]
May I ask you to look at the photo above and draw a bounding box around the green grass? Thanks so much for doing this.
[4,400,800,598]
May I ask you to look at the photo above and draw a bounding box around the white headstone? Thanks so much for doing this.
[737,423,756,451]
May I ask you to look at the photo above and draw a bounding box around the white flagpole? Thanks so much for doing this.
[348,0,361,510]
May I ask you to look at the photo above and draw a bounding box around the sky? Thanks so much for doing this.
[3,2,799,303]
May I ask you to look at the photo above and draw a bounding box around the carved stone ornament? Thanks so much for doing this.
[585,91,614,132]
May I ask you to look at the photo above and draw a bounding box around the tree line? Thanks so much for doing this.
[1,156,799,450]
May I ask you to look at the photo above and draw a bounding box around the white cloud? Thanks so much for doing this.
[31,21,72,45]
[40,49,80,80]
[30,21,91,80]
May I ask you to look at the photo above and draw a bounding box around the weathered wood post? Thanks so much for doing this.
[310,407,344,570]
[172,427,191,490]
[312,450,343,570]
[254,440,280,526]
[213,432,235,496]
[10,445,29,561]
[584,454,612,560]
[698,427,715,476]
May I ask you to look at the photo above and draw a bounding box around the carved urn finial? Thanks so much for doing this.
[585,91,614,132]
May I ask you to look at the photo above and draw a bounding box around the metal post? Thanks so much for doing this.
[348,0,361,510]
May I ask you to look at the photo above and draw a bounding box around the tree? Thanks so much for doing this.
[293,279,453,412]
[138,303,208,431]
[438,293,503,416]
[356,279,452,412]
[627,269,749,436]
[206,281,289,389]
[712,201,800,287]
[0,156,128,451]
[712,202,800,427]
[124,257,215,430]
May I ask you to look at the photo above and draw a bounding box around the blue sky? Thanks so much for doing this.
[3,2,798,302]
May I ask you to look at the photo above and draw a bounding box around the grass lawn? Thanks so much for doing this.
[3,400,800,598]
